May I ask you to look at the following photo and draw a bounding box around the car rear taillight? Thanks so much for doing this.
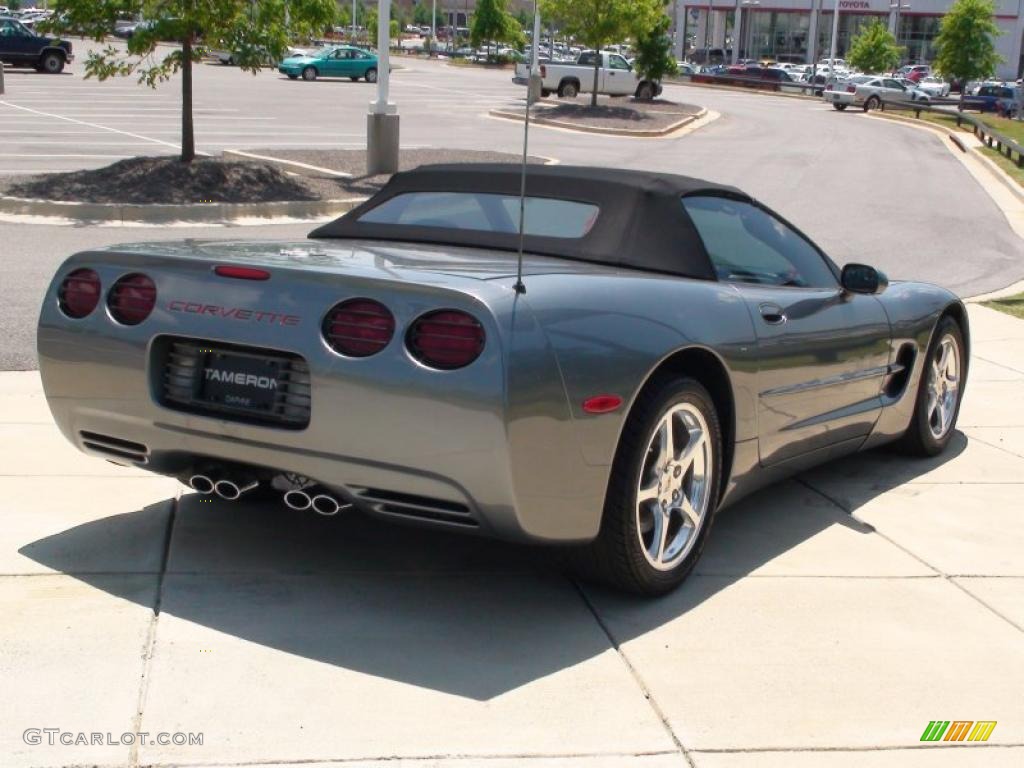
[214,265,271,281]
[847,85,856,93]
[322,298,395,357]
[407,310,485,370]
[58,268,101,319]
[107,273,157,325]
[540,64,546,78]
[825,83,833,91]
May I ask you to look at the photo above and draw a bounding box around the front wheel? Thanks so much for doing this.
[301,66,317,81]
[365,68,378,83]
[833,103,847,111]
[39,52,65,74]
[567,376,722,595]
[898,316,966,456]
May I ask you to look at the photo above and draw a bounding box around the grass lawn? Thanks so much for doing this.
[983,292,1024,320]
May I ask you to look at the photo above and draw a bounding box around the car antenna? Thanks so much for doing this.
[514,2,542,295]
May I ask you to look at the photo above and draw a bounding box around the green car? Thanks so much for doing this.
[278,45,378,82]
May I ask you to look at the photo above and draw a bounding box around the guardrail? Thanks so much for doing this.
[880,98,1024,168]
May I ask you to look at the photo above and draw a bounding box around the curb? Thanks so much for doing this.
[488,106,706,138]
[0,195,366,225]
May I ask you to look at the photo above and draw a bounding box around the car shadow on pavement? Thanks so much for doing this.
[18,435,966,700]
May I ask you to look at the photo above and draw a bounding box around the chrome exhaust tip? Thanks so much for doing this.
[214,478,259,501]
[189,474,215,494]
[311,493,344,516]
[283,489,313,511]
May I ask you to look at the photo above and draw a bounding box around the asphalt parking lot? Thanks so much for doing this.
[2,43,1024,768]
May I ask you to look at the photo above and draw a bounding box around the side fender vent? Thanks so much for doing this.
[884,343,917,399]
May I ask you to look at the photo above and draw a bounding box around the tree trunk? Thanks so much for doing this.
[181,35,196,163]
[591,53,600,107]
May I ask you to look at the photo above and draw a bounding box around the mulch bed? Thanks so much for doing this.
[0,157,320,205]
[528,97,701,131]
[0,150,544,205]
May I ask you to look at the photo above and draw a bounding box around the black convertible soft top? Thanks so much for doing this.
[308,164,750,280]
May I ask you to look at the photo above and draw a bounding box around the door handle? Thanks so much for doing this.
[759,303,786,325]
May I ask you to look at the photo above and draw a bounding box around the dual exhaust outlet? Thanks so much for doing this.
[189,472,258,501]
[189,470,349,516]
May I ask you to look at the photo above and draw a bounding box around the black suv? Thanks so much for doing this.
[0,16,73,73]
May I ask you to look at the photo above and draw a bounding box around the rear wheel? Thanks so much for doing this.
[567,376,722,595]
[558,80,578,98]
[864,94,880,112]
[302,66,317,81]
[636,81,655,101]
[365,67,378,83]
[898,316,966,457]
[833,103,847,111]
[39,51,64,74]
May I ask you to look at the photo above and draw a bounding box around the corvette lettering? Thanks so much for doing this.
[203,369,279,390]
[168,301,299,326]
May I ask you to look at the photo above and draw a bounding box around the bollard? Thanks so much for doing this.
[0,61,5,96]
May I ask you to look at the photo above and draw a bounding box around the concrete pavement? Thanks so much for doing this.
[1,302,1022,768]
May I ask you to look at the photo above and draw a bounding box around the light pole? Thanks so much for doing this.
[431,0,436,55]
[809,0,824,83]
[367,0,399,175]
[890,2,910,61]
[352,0,357,41]
[828,0,841,72]
[743,0,760,62]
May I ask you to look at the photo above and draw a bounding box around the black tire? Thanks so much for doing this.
[302,66,317,81]
[636,81,655,100]
[540,88,552,98]
[864,95,880,112]
[39,51,64,74]
[833,103,847,111]
[566,375,723,595]
[349,75,359,81]
[287,74,298,79]
[558,80,578,98]
[365,67,378,83]
[898,315,967,457]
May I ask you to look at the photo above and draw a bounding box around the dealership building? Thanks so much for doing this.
[673,0,1024,79]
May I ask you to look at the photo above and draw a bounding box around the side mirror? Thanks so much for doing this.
[841,263,888,295]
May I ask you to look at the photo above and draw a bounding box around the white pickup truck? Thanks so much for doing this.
[514,50,662,100]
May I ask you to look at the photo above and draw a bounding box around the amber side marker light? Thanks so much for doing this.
[583,395,624,414]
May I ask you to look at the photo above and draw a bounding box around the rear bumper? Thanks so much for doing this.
[36,253,607,545]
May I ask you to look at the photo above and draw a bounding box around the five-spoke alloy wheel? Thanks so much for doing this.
[570,375,722,595]
[635,402,713,571]
[900,315,966,456]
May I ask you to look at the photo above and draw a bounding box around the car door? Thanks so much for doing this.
[321,48,346,76]
[681,195,892,466]
[607,54,634,94]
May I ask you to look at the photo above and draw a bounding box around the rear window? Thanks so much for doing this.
[358,192,600,239]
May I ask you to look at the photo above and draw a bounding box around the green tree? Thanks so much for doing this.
[630,0,676,94]
[49,0,336,163]
[933,0,1002,108]
[541,0,638,106]
[367,8,400,44]
[846,20,902,74]
[412,1,431,26]
[470,0,525,59]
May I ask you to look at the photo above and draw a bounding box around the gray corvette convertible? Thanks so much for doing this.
[37,164,968,594]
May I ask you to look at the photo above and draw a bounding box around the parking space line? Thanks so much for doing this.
[0,101,181,151]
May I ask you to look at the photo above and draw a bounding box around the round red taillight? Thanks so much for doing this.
[407,310,486,370]
[58,268,101,319]
[322,298,395,357]
[107,273,157,326]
